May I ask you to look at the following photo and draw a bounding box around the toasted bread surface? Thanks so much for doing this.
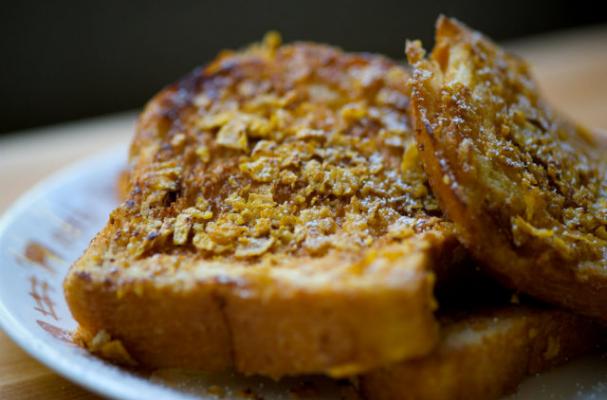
[360,306,603,400]
[407,17,607,320]
[65,36,464,377]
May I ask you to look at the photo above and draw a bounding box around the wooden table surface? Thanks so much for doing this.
[1,26,606,399]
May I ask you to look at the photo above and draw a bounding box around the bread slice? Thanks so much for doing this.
[360,306,604,400]
[65,35,466,378]
[407,16,607,321]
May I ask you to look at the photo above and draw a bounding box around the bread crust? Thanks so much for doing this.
[408,17,607,321]
[360,307,604,400]
[65,38,464,377]
[66,227,458,377]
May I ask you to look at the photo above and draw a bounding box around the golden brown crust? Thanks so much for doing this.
[116,169,131,202]
[65,227,453,377]
[65,36,465,377]
[408,17,607,320]
[360,307,604,400]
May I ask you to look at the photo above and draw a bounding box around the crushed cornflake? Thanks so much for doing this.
[296,128,326,140]
[195,146,211,163]
[240,157,279,182]
[119,40,442,261]
[216,118,249,151]
[173,212,193,245]
[170,133,186,149]
[236,237,275,258]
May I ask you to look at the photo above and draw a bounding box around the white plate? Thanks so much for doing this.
[0,148,606,400]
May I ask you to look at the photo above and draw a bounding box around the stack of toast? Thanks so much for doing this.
[64,17,607,399]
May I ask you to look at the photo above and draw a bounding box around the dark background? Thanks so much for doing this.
[2,0,605,135]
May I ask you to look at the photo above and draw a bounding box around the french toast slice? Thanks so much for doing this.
[360,306,604,400]
[65,35,465,378]
[407,17,607,321]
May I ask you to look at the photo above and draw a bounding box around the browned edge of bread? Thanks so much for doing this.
[359,306,604,400]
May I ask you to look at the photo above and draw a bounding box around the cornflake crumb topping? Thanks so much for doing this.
[117,35,442,263]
